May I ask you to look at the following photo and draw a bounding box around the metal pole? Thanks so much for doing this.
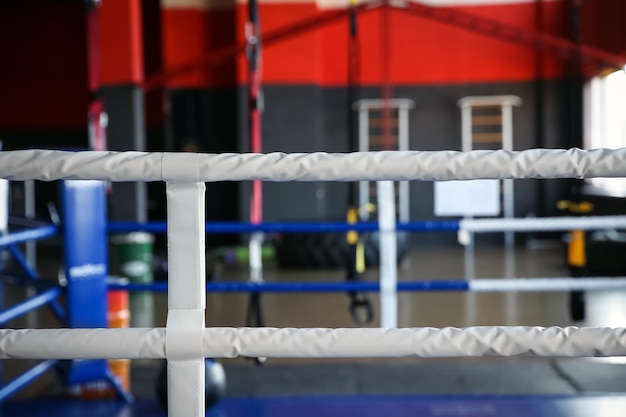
[502,103,515,249]
[358,107,369,219]
[247,0,264,285]
[398,107,410,222]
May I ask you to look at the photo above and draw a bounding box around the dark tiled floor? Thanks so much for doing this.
[6,394,626,417]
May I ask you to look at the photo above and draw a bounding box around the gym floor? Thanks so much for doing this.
[4,243,626,416]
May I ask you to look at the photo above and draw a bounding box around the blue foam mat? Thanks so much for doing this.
[4,394,626,417]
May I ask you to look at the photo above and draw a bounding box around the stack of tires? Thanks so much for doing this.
[273,231,408,269]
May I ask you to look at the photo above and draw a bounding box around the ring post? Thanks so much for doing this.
[62,180,107,385]
[61,180,131,402]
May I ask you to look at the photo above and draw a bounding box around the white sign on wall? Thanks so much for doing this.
[434,179,500,217]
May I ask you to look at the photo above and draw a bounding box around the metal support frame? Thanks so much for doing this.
[0,225,57,249]
[0,360,58,402]
[0,287,61,326]
[4,236,66,323]
[0,213,63,401]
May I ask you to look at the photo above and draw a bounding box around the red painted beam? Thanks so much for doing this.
[399,1,624,71]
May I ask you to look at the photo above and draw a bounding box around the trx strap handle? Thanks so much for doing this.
[349,290,374,326]
[245,292,263,329]
[245,292,266,364]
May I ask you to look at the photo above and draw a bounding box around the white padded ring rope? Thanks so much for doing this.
[1,327,626,359]
[0,328,165,359]
[201,327,626,358]
[1,148,626,182]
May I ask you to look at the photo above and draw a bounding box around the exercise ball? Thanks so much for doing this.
[156,358,226,410]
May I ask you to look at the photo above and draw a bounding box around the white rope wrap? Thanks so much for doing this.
[463,216,626,232]
[1,148,626,182]
[471,278,626,292]
[1,327,626,359]
[165,182,206,417]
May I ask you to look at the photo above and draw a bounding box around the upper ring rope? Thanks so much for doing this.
[1,148,626,182]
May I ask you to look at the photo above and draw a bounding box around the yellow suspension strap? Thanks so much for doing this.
[346,206,373,325]
[557,199,594,321]
[557,200,593,269]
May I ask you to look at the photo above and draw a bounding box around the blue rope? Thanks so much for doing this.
[108,280,470,293]
[107,220,460,234]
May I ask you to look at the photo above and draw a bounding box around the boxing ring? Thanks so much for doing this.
[2,148,626,417]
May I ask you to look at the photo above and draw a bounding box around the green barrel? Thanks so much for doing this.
[212,245,276,266]
[111,232,155,328]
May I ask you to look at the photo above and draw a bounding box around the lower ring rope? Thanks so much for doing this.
[2,327,626,360]
[107,215,626,234]
[109,278,626,293]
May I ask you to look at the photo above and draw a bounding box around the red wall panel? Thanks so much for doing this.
[100,0,144,85]
[162,8,237,88]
